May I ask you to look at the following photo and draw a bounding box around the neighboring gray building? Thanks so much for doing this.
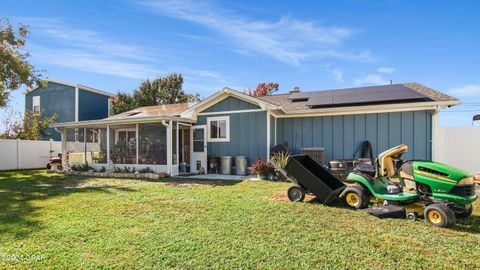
[25,79,114,141]
[52,82,460,176]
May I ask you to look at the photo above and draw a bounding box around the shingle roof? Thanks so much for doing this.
[256,82,458,112]
[109,103,196,119]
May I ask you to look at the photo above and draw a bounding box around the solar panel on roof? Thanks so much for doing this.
[305,84,431,108]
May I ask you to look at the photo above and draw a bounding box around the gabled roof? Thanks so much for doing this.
[180,87,280,118]
[25,79,115,97]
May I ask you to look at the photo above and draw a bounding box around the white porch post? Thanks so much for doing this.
[106,125,110,167]
[61,129,67,168]
[136,124,139,165]
[167,120,172,175]
[266,112,271,160]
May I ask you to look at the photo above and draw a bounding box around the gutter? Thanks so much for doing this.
[271,100,461,118]
[51,115,196,128]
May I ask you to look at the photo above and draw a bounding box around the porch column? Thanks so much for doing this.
[106,125,110,166]
[136,124,139,164]
[167,120,172,175]
[266,112,271,160]
[61,128,67,168]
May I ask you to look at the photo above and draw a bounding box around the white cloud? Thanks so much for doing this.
[376,67,395,74]
[138,0,372,65]
[354,74,389,86]
[449,83,480,97]
[331,69,344,83]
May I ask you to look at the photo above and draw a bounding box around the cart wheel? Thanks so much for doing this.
[47,163,52,170]
[455,204,473,219]
[342,185,369,209]
[287,186,305,202]
[424,204,456,228]
[406,212,417,221]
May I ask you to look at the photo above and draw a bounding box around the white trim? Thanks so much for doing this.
[135,124,139,165]
[432,107,439,161]
[271,102,455,118]
[180,87,280,119]
[207,116,230,142]
[198,109,265,116]
[52,116,196,128]
[106,125,110,165]
[266,112,271,159]
[75,86,79,122]
[274,116,277,145]
[25,79,115,97]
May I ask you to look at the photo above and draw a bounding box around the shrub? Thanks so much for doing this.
[138,167,154,173]
[251,160,274,176]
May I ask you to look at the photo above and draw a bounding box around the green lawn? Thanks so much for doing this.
[0,170,479,269]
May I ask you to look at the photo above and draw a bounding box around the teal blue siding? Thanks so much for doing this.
[197,111,267,165]
[78,89,109,121]
[25,82,75,141]
[201,96,260,113]
[276,110,433,163]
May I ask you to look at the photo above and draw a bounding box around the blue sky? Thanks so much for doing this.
[2,0,480,127]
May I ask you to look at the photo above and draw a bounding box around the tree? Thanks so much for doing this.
[111,73,200,114]
[0,19,44,108]
[111,92,135,115]
[0,110,56,140]
[248,82,279,97]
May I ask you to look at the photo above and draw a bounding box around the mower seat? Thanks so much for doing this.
[376,144,408,178]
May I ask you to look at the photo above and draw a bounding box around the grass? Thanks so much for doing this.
[0,170,479,269]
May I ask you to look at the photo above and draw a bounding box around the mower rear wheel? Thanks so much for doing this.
[342,185,369,209]
[424,204,456,228]
[455,204,473,219]
[287,186,305,202]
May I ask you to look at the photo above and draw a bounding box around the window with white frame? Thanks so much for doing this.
[207,116,230,142]
[32,96,40,115]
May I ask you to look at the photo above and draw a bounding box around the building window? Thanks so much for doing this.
[32,96,40,115]
[207,116,230,142]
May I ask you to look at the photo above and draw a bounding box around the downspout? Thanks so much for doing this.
[431,105,441,161]
[161,120,172,175]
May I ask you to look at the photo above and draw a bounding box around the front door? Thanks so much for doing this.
[190,125,207,173]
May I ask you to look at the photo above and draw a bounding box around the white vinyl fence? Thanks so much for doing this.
[0,139,62,170]
[436,127,480,173]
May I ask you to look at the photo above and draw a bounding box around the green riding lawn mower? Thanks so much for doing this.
[283,144,478,228]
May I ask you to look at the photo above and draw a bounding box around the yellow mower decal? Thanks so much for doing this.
[414,170,457,183]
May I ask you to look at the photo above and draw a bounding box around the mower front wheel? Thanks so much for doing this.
[424,204,456,228]
[455,204,473,219]
[287,185,305,202]
[342,185,369,209]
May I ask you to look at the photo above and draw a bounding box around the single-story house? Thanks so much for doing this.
[25,79,115,141]
[52,82,459,176]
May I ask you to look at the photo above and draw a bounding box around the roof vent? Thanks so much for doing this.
[290,86,301,93]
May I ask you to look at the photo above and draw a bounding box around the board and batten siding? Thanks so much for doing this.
[78,89,110,121]
[276,110,433,163]
[197,96,267,165]
[25,82,76,141]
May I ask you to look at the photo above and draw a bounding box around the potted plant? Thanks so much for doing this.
[271,151,290,180]
[252,160,274,180]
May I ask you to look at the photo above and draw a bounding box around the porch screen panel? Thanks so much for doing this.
[138,123,167,165]
[65,128,86,164]
[86,128,107,164]
[109,125,137,164]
